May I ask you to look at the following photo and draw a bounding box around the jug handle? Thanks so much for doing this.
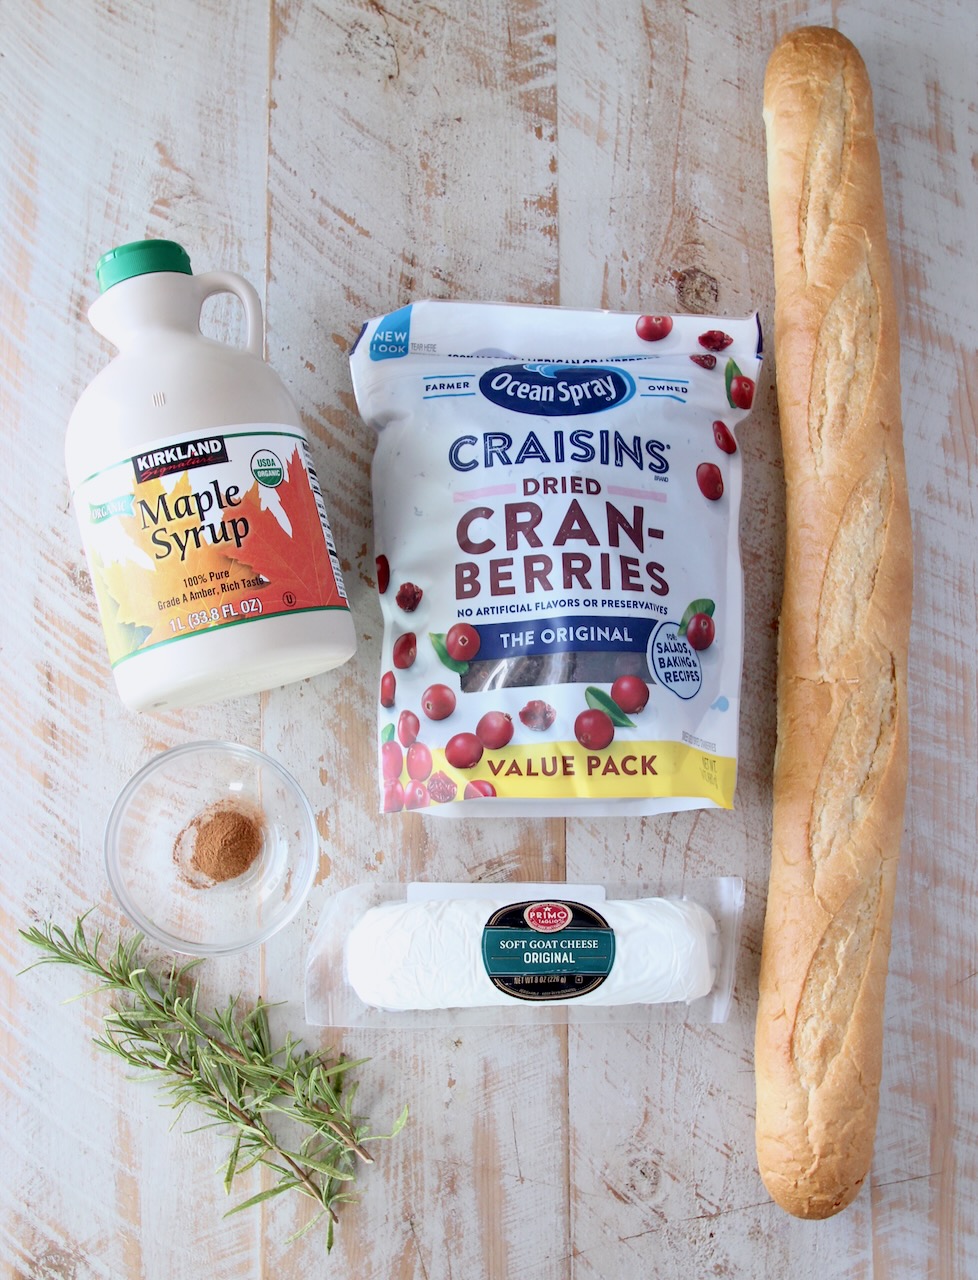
[192,271,264,358]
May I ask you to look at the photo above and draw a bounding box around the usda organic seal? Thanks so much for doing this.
[250,449,284,487]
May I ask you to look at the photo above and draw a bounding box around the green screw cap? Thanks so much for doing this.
[96,239,192,293]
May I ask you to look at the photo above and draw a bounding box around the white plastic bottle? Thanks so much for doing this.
[66,239,356,712]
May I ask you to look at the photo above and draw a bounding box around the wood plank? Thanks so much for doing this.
[831,11,977,1278]
[555,2,976,1276]
[555,3,784,1274]
[259,0,568,1271]
[0,1,270,1275]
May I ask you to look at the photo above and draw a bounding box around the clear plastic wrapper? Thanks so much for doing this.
[305,877,744,1029]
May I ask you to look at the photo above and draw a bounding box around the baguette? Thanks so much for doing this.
[755,27,912,1219]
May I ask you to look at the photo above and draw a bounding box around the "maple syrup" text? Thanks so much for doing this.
[136,478,250,562]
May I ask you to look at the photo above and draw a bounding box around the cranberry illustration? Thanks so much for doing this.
[610,675,649,714]
[404,780,430,810]
[392,632,417,669]
[445,622,481,661]
[445,732,484,769]
[376,554,390,594]
[519,699,556,731]
[729,375,755,409]
[574,709,615,750]
[696,462,724,501]
[395,581,423,612]
[713,420,737,454]
[686,613,716,650]
[382,779,404,812]
[476,711,514,750]
[397,709,420,746]
[381,740,403,781]
[428,771,458,804]
[690,353,716,369]
[421,683,456,720]
[380,670,396,708]
[464,779,497,799]
[698,329,733,352]
[635,314,673,342]
[406,741,433,781]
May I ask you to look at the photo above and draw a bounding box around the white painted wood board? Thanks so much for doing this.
[1,1,974,1276]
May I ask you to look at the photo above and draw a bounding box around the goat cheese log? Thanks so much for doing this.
[345,896,718,1010]
[755,27,912,1219]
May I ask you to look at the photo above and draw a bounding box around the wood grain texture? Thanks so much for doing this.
[262,2,568,1275]
[1,0,272,1275]
[1,0,975,1276]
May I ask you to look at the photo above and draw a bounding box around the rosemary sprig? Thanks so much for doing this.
[20,915,407,1250]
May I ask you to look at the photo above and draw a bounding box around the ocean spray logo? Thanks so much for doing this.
[478,363,634,416]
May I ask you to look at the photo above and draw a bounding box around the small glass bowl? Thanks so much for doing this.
[104,741,318,956]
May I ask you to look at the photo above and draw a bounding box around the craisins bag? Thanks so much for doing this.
[349,301,762,817]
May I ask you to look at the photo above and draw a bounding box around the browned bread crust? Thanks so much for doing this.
[755,26,912,1219]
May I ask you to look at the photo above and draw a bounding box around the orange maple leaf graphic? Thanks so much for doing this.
[224,447,342,609]
[95,471,238,656]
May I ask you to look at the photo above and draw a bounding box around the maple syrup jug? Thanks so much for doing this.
[66,239,356,712]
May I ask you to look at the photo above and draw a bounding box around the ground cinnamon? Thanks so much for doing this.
[181,803,264,884]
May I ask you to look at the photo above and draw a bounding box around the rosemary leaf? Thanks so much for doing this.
[226,1181,301,1216]
[286,1210,329,1245]
[20,915,405,1250]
